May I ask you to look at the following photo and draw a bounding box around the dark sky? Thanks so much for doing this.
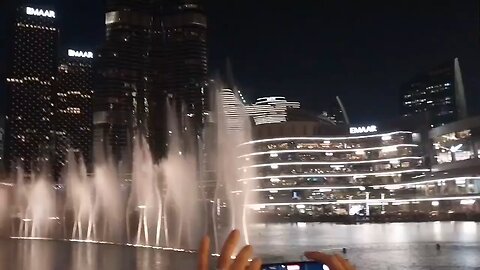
[1,0,480,124]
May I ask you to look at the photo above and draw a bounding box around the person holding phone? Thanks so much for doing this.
[197,230,355,270]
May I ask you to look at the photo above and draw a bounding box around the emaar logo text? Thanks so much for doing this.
[349,125,377,134]
[68,49,94,59]
[26,7,55,18]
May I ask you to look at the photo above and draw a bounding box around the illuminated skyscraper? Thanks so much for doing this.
[54,49,94,174]
[93,0,153,163]
[4,5,58,172]
[95,0,208,161]
[149,0,208,159]
[400,58,467,127]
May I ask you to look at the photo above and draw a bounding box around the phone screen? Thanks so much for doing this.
[261,261,329,270]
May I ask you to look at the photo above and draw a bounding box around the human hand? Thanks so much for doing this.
[198,230,262,270]
[305,252,355,270]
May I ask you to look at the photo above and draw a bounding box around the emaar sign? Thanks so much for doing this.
[68,49,93,59]
[26,7,55,18]
[349,125,377,134]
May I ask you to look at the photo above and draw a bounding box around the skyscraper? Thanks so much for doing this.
[400,58,467,127]
[54,49,94,174]
[4,5,58,172]
[149,0,208,159]
[95,0,208,162]
[93,0,153,163]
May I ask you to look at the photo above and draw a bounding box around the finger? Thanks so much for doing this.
[304,252,344,270]
[231,245,253,270]
[334,254,355,270]
[218,230,240,269]
[248,258,263,270]
[198,235,210,270]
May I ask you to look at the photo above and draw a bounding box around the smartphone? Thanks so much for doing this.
[261,261,329,270]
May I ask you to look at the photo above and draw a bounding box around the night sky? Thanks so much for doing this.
[1,0,480,124]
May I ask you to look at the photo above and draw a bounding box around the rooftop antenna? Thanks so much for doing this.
[225,58,235,90]
[336,96,350,125]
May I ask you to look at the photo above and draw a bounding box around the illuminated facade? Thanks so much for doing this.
[4,5,58,172]
[400,58,467,127]
[54,49,94,174]
[220,88,248,131]
[240,117,480,219]
[245,96,301,125]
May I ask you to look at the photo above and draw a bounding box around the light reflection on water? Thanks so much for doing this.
[0,239,197,270]
[249,222,480,269]
[0,222,479,270]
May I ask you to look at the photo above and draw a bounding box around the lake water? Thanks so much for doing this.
[0,222,479,270]
[249,222,480,269]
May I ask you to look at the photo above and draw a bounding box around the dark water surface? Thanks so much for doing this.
[1,222,480,269]
[249,222,480,270]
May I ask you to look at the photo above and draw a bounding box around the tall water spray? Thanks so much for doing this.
[209,88,258,249]
[126,136,162,246]
[15,169,56,238]
[7,88,256,251]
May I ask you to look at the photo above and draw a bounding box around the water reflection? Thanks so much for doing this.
[18,241,53,270]
[71,244,97,270]
[0,239,197,270]
[250,222,480,270]
[1,222,480,270]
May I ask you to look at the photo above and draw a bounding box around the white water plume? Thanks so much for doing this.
[8,88,256,251]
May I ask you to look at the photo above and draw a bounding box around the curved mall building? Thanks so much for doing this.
[238,113,480,220]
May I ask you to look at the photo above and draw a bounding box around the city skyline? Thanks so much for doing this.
[0,1,479,124]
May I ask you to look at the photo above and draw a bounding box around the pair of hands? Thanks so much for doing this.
[198,230,355,270]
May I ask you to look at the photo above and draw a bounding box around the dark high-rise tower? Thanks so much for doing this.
[95,0,208,162]
[54,49,94,174]
[400,58,467,127]
[149,0,208,159]
[5,5,58,172]
[93,0,153,163]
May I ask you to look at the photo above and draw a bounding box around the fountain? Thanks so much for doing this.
[3,87,256,255]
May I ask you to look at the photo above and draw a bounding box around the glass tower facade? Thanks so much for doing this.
[5,5,58,173]
[149,0,208,160]
[54,50,94,175]
[94,0,208,162]
[400,58,467,127]
[94,0,154,163]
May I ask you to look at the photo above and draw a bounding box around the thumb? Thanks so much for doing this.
[198,235,210,270]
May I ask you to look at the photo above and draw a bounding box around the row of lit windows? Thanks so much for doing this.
[59,107,81,114]
[57,92,91,98]
[7,77,52,85]
[404,83,451,99]
[17,22,56,31]
[6,78,23,83]
[426,83,450,90]
[404,97,452,106]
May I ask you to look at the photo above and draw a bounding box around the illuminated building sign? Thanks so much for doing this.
[349,125,377,134]
[68,49,93,59]
[26,7,55,18]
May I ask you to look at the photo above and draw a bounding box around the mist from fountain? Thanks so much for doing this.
[0,188,8,232]
[210,88,258,249]
[65,154,95,240]
[6,87,256,252]
[16,169,56,238]
[126,135,162,246]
